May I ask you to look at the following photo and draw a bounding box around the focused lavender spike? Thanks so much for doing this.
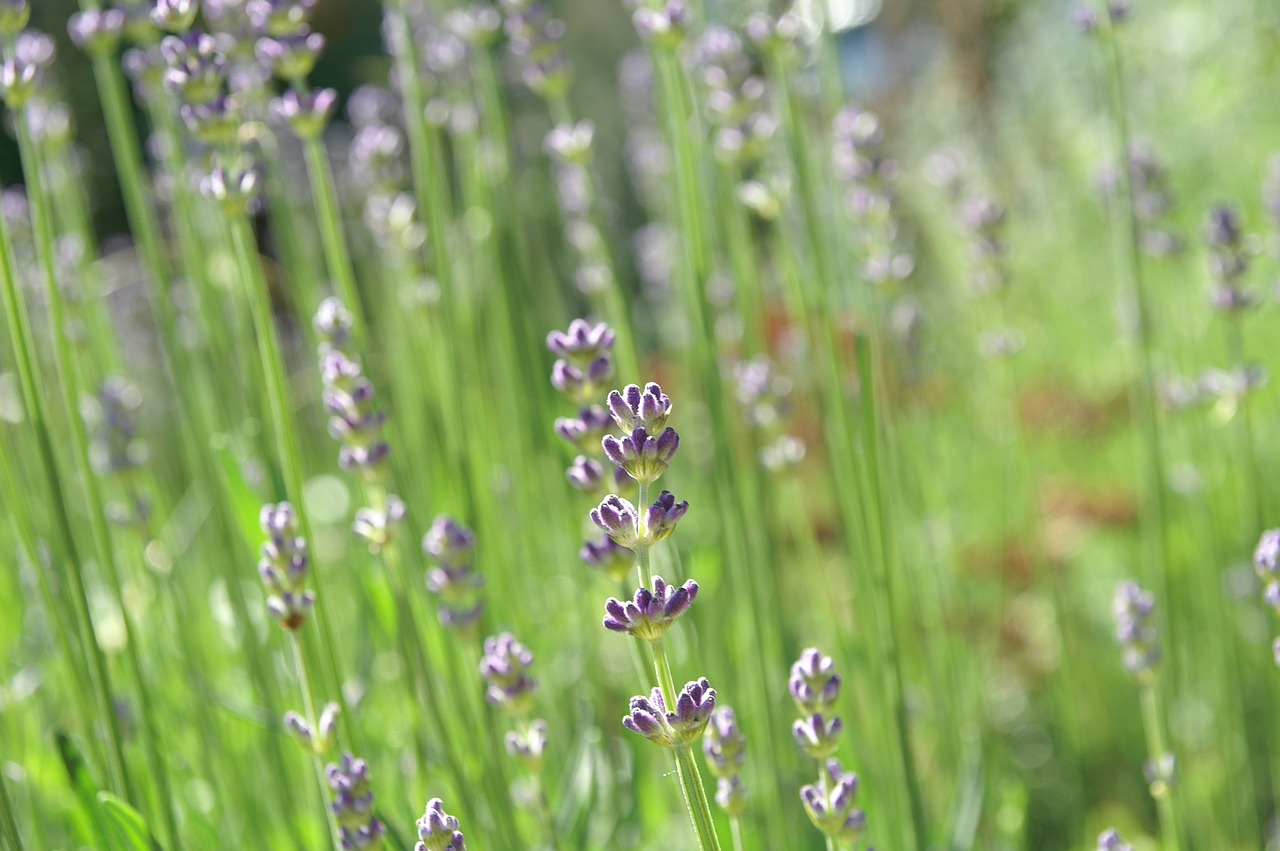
[580,535,634,583]
[479,632,538,716]
[415,798,466,851]
[790,648,841,714]
[1112,580,1161,680]
[793,713,843,760]
[353,496,406,555]
[1096,828,1134,851]
[602,425,680,483]
[623,678,716,749]
[643,490,688,544]
[800,759,866,843]
[603,576,699,641]
[326,753,388,849]
[257,502,315,630]
[590,495,641,549]
[607,383,672,434]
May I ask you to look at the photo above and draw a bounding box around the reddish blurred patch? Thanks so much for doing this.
[1018,382,1129,436]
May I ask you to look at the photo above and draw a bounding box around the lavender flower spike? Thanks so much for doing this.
[283,701,339,755]
[800,759,866,843]
[703,705,748,816]
[580,535,634,583]
[602,425,680,483]
[608,382,672,434]
[415,798,466,851]
[257,502,315,630]
[790,647,841,714]
[479,633,538,716]
[623,678,716,749]
[505,719,549,771]
[604,576,698,641]
[1112,580,1161,681]
[793,713,843,759]
[326,754,388,849]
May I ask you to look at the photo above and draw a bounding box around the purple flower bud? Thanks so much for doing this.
[283,711,314,750]
[1257,530,1280,580]
[257,29,325,82]
[544,120,594,165]
[353,495,406,555]
[200,162,262,216]
[607,382,673,434]
[793,713,843,759]
[161,32,228,105]
[632,0,688,48]
[479,632,538,716]
[702,705,746,779]
[603,576,698,641]
[566,456,628,499]
[715,775,748,816]
[551,356,614,403]
[546,318,615,363]
[623,678,716,749]
[1097,828,1134,851]
[602,426,680,484]
[314,296,354,351]
[580,535,634,583]
[67,8,125,56]
[423,516,477,567]
[271,87,337,140]
[1113,581,1160,681]
[1071,4,1099,32]
[152,0,199,33]
[790,648,841,714]
[643,490,688,545]
[554,405,614,451]
[181,94,244,145]
[590,495,641,549]
[505,718,548,771]
[800,759,866,843]
[415,798,466,851]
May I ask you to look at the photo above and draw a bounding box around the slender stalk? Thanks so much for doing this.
[1139,683,1185,851]
[673,745,724,851]
[0,764,24,851]
[290,633,341,850]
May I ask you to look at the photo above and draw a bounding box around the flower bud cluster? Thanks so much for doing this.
[1112,580,1160,681]
[702,706,748,816]
[326,753,388,849]
[623,678,716,749]
[423,515,484,633]
[1203,204,1257,317]
[501,0,571,99]
[1254,530,1280,667]
[0,29,55,110]
[258,502,315,630]
[284,701,340,756]
[604,576,698,642]
[733,357,805,471]
[833,106,913,288]
[789,648,866,842]
[415,798,466,851]
[1095,141,1183,258]
[315,298,392,484]
[479,633,550,772]
[691,27,776,171]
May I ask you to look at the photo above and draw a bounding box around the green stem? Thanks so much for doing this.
[290,633,340,851]
[673,746,723,851]
[636,479,653,589]
[301,132,367,342]
[1139,683,1184,851]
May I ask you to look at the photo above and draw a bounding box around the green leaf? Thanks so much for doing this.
[98,793,165,851]
[54,732,113,849]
